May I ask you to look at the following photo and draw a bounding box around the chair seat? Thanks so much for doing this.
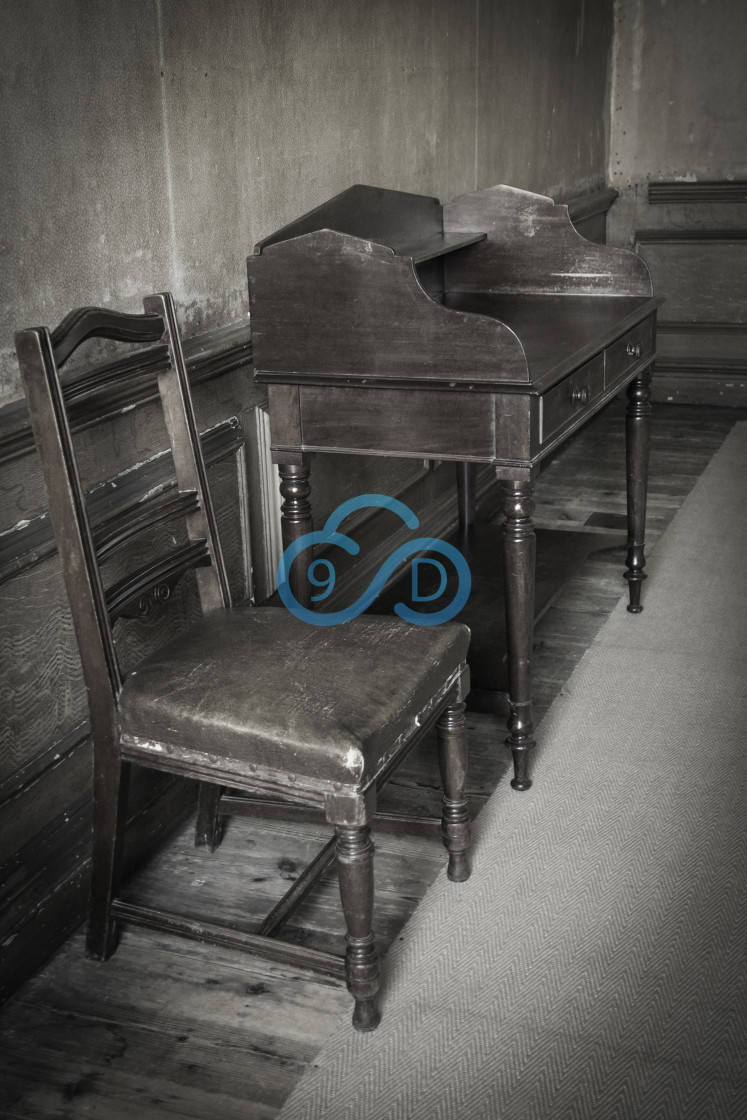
[119,605,470,793]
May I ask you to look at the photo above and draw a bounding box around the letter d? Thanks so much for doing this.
[411,558,447,603]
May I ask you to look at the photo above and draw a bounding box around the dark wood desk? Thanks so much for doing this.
[248,184,661,791]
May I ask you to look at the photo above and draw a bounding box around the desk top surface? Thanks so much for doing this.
[253,290,660,394]
[443,293,660,391]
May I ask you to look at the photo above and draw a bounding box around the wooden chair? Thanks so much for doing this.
[15,292,472,1031]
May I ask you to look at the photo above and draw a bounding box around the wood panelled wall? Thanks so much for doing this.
[634,182,747,407]
[0,190,613,1004]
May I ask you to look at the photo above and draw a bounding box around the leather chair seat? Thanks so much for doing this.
[119,605,470,792]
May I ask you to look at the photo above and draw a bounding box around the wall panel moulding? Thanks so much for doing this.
[648,181,747,205]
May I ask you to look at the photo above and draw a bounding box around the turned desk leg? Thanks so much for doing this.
[500,480,536,791]
[457,461,477,531]
[624,369,653,614]
[278,460,313,610]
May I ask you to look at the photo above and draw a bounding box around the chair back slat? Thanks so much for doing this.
[15,292,231,712]
[51,307,165,369]
[94,489,201,562]
[105,539,212,622]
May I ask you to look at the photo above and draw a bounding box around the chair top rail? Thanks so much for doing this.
[51,307,165,369]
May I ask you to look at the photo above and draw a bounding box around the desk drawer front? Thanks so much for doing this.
[299,386,498,459]
[605,318,655,387]
[540,355,605,444]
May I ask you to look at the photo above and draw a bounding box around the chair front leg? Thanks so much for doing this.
[437,702,472,883]
[335,824,381,1031]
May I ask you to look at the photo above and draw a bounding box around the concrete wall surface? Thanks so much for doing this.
[1,0,613,405]
[608,0,747,242]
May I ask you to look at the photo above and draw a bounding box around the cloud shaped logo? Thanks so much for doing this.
[277,493,471,626]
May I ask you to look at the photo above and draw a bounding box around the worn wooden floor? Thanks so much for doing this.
[1,401,744,1119]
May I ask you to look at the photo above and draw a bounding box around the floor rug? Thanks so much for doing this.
[278,423,747,1120]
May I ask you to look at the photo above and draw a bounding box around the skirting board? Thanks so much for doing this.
[652,360,747,406]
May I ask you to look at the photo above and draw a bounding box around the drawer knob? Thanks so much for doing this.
[571,385,590,406]
[626,341,643,359]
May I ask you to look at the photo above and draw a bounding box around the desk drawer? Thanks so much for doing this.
[540,354,605,444]
[299,385,499,459]
[605,318,655,386]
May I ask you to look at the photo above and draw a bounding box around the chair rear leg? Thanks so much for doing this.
[195,783,224,851]
[335,824,381,1031]
[437,702,472,883]
[87,756,131,961]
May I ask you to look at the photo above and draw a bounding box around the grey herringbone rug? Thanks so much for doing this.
[279,422,747,1120]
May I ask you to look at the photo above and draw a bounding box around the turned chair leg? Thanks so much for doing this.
[335,824,381,1031]
[437,702,472,883]
[195,783,224,851]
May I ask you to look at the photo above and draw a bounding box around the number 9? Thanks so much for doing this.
[308,558,336,601]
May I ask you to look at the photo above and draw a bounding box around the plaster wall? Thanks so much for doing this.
[1,0,613,406]
[608,0,747,242]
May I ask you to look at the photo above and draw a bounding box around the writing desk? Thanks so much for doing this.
[248,184,661,791]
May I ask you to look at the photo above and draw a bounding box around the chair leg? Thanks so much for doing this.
[195,783,224,851]
[335,824,381,1031]
[87,756,131,961]
[437,702,472,883]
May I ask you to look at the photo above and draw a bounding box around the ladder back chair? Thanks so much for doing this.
[15,292,472,1031]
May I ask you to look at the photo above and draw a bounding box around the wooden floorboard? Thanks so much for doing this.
[1,402,744,1119]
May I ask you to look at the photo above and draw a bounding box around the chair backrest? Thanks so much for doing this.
[15,293,231,731]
